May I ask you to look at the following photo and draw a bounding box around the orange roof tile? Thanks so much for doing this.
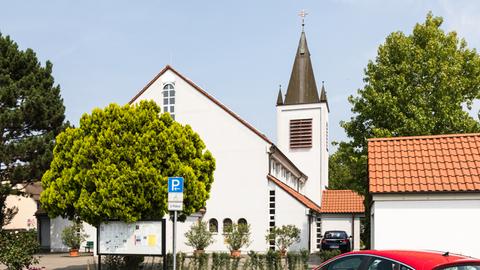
[267,175,321,213]
[320,190,365,213]
[368,133,480,193]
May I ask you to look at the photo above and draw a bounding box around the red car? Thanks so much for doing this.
[315,250,480,270]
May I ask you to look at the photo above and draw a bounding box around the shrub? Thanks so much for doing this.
[0,230,39,270]
[61,220,88,250]
[185,220,214,251]
[317,249,341,262]
[247,251,265,270]
[265,250,281,270]
[299,249,309,270]
[265,225,300,254]
[224,223,251,251]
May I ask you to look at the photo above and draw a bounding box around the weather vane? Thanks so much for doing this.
[298,9,308,30]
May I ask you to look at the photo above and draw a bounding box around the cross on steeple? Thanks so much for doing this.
[298,9,308,30]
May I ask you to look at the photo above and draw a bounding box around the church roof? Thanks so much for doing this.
[267,174,321,213]
[129,65,272,145]
[283,31,320,105]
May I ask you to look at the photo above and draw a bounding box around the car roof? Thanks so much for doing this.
[327,250,480,270]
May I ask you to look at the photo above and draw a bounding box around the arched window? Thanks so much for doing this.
[238,218,247,226]
[209,218,218,233]
[163,84,175,120]
[223,218,232,233]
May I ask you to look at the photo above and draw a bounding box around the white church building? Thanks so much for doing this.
[128,28,329,253]
[23,27,362,253]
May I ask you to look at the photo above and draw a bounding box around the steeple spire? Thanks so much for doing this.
[283,28,320,105]
[276,85,284,105]
[320,81,329,111]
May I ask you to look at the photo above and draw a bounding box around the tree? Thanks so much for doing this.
[185,220,214,251]
[332,13,480,192]
[0,230,39,270]
[0,33,66,228]
[224,223,251,252]
[40,101,215,225]
[332,12,480,247]
[265,225,301,254]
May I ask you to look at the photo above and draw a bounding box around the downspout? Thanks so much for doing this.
[351,213,355,251]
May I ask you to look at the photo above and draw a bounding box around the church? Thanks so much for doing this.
[8,24,363,253]
[128,26,361,252]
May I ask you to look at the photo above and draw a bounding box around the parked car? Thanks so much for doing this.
[321,230,351,252]
[314,250,480,270]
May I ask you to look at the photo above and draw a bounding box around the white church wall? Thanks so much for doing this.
[274,185,310,251]
[276,103,323,206]
[320,103,329,189]
[133,69,272,253]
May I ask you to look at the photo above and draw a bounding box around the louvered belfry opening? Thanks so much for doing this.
[290,118,313,149]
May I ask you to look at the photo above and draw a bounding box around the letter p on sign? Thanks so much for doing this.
[168,177,184,193]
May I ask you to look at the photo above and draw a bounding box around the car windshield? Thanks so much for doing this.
[438,265,480,270]
[325,231,347,239]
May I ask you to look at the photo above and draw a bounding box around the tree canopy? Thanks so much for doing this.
[0,33,66,228]
[330,13,480,193]
[40,101,215,225]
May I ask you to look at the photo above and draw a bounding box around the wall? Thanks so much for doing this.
[372,194,480,258]
[276,102,328,206]
[274,181,310,251]
[131,69,272,253]
[4,195,37,230]
[321,214,362,250]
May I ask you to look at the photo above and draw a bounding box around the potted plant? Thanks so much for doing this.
[224,223,251,257]
[185,220,215,254]
[265,225,300,256]
[61,220,89,257]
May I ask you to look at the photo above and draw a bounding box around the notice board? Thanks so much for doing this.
[98,220,165,255]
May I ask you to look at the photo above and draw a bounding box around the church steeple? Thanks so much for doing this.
[283,30,320,105]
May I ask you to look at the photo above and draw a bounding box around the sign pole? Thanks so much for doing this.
[168,177,183,270]
[173,211,177,270]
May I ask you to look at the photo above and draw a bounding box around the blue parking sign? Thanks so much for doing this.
[168,177,184,193]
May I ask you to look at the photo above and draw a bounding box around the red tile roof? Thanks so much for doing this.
[129,65,272,144]
[267,174,321,212]
[368,133,480,193]
[320,190,364,213]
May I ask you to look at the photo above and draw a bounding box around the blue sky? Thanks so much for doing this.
[1,0,480,150]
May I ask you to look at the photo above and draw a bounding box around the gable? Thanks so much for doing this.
[130,65,272,145]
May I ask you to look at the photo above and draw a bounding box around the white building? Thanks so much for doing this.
[369,133,480,258]
[33,27,361,253]
[128,28,328,253]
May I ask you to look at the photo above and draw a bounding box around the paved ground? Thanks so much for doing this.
[0,253,94,270]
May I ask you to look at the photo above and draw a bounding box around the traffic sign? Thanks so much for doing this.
[168,177,184,193]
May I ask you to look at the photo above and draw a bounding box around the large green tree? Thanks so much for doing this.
[0,33,66,228]
[330,13,480,193]
[40,101,215,226]
[330,13,480,247]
